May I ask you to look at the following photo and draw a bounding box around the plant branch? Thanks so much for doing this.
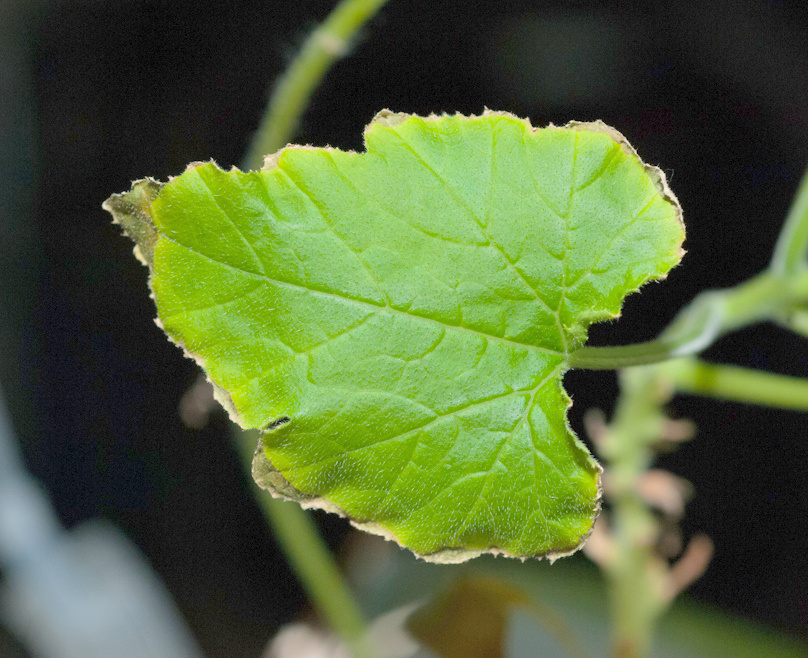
[771,164,808,275]
[665,359,808,411]
[237,3,390,654]
[569,270,808,370]
[589,163,808,656]
[242,0,390,171]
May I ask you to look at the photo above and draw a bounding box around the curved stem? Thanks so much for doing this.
[771,164,808,275]
[567,292,722,369]
[242,0,390,171]
[569,270,808,370]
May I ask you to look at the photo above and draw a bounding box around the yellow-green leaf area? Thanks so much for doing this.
[105,111,684,561]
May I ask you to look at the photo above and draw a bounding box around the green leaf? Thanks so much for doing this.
[104,111,684,561]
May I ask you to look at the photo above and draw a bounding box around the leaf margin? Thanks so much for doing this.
[104,109,686,563]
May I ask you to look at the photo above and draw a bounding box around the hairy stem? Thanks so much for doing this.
[242,0,390,170]
[596,368,670,657]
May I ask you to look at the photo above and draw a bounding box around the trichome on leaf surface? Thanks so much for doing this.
[104,110,684,563]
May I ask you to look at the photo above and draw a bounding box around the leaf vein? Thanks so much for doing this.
[392,364,563,525]
[195,170,268,277]
[565,193,666,292]
[391,128,565,344]
[276,163,390,305]
[285,385,539,473]
[519,130,572,353]
[158,233,564,356]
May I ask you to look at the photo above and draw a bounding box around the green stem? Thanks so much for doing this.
[242,0,390,170]
[771,164,808,275]
[591,191,808,655]
[607,499,664,658]
[262,500,375,658]
[238,3,391,652]
[566,290,721,369]
[234,430,375,658]
[569,270,808,370]
[665,359,808,411]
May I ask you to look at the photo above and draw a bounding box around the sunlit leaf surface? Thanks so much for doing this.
[105,111,683,561]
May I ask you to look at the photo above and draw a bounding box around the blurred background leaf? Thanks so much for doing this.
[349,544,807,657]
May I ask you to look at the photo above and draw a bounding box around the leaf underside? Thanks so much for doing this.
[104,111,684,562]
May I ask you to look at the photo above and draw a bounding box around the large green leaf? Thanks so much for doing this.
[104,111,684,561]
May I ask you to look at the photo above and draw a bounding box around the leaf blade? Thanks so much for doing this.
[106,111,684,561]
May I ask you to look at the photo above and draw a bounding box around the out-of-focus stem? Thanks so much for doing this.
[771,164,808,275]
[596,368,674,658]
[242,0,390,170]
[262,498,376,658]
[234,430,375,658]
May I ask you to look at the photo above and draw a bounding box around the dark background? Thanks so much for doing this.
[2,0,808,655]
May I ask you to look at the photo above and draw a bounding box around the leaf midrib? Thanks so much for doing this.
[156,231,566,358]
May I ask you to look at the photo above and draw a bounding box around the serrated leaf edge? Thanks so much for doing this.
[103,110,690,562]
[251,399,603,564]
